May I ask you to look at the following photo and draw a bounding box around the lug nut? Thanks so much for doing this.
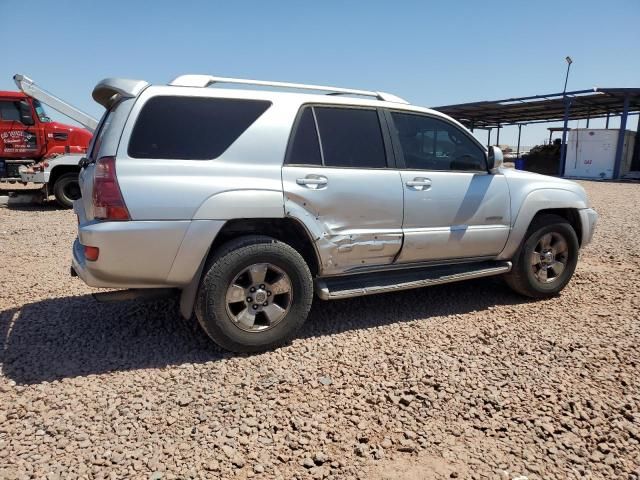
[263,302,268,306]
[259,284,265,289]
[250,287,256,293]
[252,304,258,310]
[247,297,253,303]
[267,291,272,296]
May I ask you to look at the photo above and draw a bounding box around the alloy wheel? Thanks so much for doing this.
[225,263,293,332]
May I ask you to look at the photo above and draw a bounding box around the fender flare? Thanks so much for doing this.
[497,188,587,260]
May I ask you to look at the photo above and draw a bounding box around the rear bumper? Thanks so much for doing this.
[72,218,225,289]
[72,229,184,288]
[579,208,598,246]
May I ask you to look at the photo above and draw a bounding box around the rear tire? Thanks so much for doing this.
[195,235,313,353]
[504,214,579,298]
[53,172,81,209]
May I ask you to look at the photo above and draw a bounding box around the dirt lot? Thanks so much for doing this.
[1,181,639,480]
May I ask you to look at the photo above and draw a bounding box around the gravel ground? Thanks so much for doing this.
[1,181,639,480]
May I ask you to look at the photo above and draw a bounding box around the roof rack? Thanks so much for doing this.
[169,74,409,104]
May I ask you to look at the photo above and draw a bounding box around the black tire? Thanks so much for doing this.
[195,235,313,353]
[504,214,579,298]
[53,172,81,208]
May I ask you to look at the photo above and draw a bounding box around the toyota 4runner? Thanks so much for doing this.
[72,74,598,352]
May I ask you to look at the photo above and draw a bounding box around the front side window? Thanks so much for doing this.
[128,96,271,160]
[390,112,486,171]
[32,100,51,122]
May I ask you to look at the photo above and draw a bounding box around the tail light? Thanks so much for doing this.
[93,156,130,221]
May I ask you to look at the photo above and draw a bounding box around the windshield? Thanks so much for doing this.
[32,99,51,122]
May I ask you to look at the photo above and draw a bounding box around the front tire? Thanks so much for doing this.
[505,214,579,298]
[53,172,81,208]
[195,235,313,353]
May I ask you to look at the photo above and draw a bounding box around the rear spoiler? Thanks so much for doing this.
[92,78,149,108]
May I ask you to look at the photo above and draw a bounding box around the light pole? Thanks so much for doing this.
[563,56,573,94]
[559,56,573,176]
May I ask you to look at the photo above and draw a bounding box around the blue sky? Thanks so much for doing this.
[2,0,638,146]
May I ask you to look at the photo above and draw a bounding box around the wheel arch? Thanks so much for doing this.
[178,217,320,319]
[207,217,320,276]
[498,188,587,260]
[48,164,80,188]
[530,208,582,245]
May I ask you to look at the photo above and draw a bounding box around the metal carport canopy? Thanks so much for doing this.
[433,88,640,129]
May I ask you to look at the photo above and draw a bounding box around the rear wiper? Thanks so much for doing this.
[78,157,94,169]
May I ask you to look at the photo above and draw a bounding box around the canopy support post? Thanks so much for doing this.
[613,94,631,179]
[559,97,572,177]
[632,115,640,171]
[516,124,522,158]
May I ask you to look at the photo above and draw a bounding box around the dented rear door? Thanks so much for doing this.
[282,105,403,275]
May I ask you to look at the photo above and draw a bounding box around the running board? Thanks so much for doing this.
[315,261,511,300]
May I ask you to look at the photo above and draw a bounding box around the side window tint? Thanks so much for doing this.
[0,101,22,122]
[128,96,271,160]
[286,107,322,165]
[315,107,386,168]
[390,112,486,171]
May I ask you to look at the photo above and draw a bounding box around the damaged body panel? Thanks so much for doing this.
[282,166,404,275]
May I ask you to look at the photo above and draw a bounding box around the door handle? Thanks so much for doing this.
[406,177,432,190]
[296,176,328,188]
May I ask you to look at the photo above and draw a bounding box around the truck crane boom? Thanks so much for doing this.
[13,74,98,132]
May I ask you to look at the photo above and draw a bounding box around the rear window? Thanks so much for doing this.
[89,109,114,160]
[128,96,271,160]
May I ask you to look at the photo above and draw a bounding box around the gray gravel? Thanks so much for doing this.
[1,181,639,480]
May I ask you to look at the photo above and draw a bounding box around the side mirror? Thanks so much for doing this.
[18,100,35,126]
[487,146,503,173]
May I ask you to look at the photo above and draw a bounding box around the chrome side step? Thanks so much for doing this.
[315,261,511,300]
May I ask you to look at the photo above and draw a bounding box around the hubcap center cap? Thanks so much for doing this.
[254,290,268,304]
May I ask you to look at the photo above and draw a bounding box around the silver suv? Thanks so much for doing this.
[72,74,598,352]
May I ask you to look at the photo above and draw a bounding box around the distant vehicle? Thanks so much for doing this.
[72,74,598,353]
[0,75,97,207]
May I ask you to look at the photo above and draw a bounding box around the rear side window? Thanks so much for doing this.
[286,106,387,169]
[315,107,386,168]
[128,96,271,160]
[0,101,22,122]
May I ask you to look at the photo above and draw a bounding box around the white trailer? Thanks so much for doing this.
[564,128,636,179]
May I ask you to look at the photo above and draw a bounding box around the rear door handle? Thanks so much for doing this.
[406,177,432,190]
[296,175,328,188]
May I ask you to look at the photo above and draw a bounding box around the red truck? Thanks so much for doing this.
[0,75,96,207]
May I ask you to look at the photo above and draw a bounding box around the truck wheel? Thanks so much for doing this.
[53,173,81,208]
[195,235,313,353]
[504,214,579,298]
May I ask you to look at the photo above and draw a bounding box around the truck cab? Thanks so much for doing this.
[0,91,92,174]
[1,88,94,207]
